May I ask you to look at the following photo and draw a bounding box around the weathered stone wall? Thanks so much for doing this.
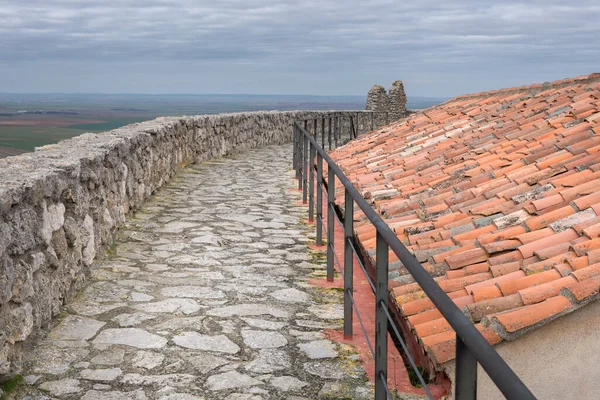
[0,110,327,375]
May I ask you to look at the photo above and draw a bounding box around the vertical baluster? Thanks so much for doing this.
[292,123,296,171]
[297,125,303,190]
[335,115,339,147]
[327,166,335,282]
[302,134,308,203]
[375,231,388,400]
[308,141,315,222]
[321,118,325,149]
[328,117,332,150]
[455,337,478,400]
[343,189,354,338]
[316,153,323,246]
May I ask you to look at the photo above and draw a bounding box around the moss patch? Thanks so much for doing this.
[407,366,429,388]
[0,374,24,399]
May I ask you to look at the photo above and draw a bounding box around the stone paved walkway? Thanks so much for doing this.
[19,144,371,400]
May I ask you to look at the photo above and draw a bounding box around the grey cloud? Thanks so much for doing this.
[0,0,598,95]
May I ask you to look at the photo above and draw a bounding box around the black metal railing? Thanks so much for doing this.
[292,114,536,400]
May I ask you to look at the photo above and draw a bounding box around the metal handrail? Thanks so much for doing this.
[292,117,536,400]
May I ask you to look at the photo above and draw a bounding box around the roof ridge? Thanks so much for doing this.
[448,72,600,103]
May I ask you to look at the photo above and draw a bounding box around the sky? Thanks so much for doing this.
[0,0,599,97]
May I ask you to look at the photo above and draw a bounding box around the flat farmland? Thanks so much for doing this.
[0,93,445,156]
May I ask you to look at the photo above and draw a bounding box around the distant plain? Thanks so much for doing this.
[0,93,446,154]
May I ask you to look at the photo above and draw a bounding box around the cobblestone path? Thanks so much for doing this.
[20,144,371,400]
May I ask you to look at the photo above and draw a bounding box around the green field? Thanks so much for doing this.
[67,116,153,131]
[0,126,87,151]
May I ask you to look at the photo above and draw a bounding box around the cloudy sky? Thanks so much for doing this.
[0,0,599,97]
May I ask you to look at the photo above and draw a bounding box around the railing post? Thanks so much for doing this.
[356,112,360,136]
[293,124,298,176]
[292,123,297,171]
[327,166,335,282]
[302,134,308,204]
[297,125,302,190]
[316,153,323,246]
[456,337,478,400]
[328,117,332,150]
[314,118,317,142]
[375,231,388,400]
[385,112,389,125]
[321,117,325,149]
[309,141,315,222]
[343,189,354,338]
[335,115,339,147]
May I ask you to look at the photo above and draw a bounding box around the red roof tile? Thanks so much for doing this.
[328,73,600,366]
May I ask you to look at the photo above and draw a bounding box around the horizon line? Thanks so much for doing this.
[0,92,449,99]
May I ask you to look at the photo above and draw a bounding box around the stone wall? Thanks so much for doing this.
[0,110,327,375]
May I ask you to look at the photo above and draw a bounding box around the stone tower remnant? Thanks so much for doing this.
[388,80,407,120]
[365,85,389,113]
[365,80,408,122]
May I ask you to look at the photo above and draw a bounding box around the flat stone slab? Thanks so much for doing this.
[52,315,106,340]
[269,288,310,302]
[112,312,158,327]
[270,375,308,392]
[242,330,287,349]
[298,340,338,359]
[159,394,204,400]
[133,299,201,315]
[206,304,290,318]
[161,286,225,299]
[245,349,291,373]
[90,349,125,366]
[241,317,288,330]
[81,389,148,400]
[185,353,229,374]
[151,317,205,331]
[80,367,122,381]
[39,378,82,395]
[93,328,167,349]
[32,347,90,375]
[130,292,154,302]
[206,371,262,390]
[132,350,164,370]
[70,302,126,316]
[173,332,240,354]
[120,373,197,387]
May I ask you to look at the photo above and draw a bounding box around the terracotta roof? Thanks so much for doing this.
[328,73,600,367]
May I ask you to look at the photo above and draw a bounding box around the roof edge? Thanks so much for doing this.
[446,72,600,104]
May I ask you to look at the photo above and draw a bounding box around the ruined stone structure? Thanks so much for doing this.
[365,81,408,124]
[365,85,389,113]
[388,80,407,121]
[0,110,331,375]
